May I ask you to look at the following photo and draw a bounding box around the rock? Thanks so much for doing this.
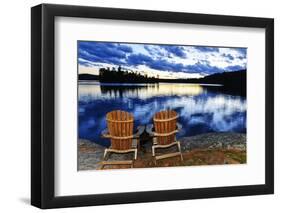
[78,139,105,170]
[78,139,137,170]
[78,132,247,170]
[179,133,246,151]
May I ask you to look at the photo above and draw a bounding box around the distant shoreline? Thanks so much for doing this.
[78,70,246,96]
[78,80,224,87]
[78,70,245,84]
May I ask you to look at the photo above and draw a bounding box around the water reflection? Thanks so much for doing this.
[79,81,246,147]
[79,82,205,100]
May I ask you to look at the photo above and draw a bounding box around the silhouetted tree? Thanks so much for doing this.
[118,65,122,72]
[99,65,158,83]
[97,65,246,96]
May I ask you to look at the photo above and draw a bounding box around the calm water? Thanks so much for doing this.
[78,81,246,147]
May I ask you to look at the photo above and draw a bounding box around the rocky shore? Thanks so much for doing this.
[180,133,246,151]
[78,132,246,170]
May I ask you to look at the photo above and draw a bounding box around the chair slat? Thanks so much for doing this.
[117,110,121,149]
[106,110,134,150]
[153,110,178,145]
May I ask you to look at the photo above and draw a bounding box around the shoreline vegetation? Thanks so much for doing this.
[78,132,246,170]
[79,66,246,96]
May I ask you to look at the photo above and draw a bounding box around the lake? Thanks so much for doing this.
[78,81,246,147]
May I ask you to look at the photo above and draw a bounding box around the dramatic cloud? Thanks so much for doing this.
[186,62,222,74]
[235,48,247,57]
[225,65,244,71]
[162,46,186,58]
[193,47,220,52]
[78,41,247,78]
[222,53,235,61]
[79,42,133,66]
[127,53,153,66]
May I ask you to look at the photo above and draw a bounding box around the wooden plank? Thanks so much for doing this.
[100,160,133,165]
[106,148,136,154]
[155,152,181,160]
[153,141,178,149]
[117,110,121,149]
[160,111,164,144]
[168,111,171,144]
[154,130,178,137]
[123,111,127,149]
[114,111,119,149]
[125,112,128,149]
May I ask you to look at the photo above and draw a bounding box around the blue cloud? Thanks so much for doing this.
[78,41,132,65]
[144,46,159,55]
[127,54,189,72]
[144,45,186,58]
[78,60,92,67]
[194,47,219,52]
[225,65,244,71]
[186,62,222,74]
[78,41,247,75]
[149,60,186,72]
[236,48,247,57]
[127,53,153,66]
[162,46,186,58]
[222,53,234,61]
[116,44,133,53]
[126,54,222,74]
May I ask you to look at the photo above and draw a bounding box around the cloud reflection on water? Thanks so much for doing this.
[79,81,246,146]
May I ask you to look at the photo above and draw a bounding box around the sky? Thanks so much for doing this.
[78,41,247,79]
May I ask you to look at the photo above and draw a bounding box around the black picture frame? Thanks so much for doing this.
[31,3,274,209]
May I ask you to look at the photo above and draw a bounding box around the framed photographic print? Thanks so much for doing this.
[31,3,274,209]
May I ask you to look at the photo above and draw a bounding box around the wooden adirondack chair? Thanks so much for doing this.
[100,110,144,169]
[146,110,183,164]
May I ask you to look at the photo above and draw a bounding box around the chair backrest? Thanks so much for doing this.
[153,110,178,145]
[106,110,134,150]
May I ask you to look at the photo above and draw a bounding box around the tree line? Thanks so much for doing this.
[99,66,159,83]
[78,65,246,96]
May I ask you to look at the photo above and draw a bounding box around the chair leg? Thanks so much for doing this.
[101,148,137,169]
[103,149,108,160]
[152,146,155,156]
[131,149,138,168]
[153,142,183,163]
[134,149,138,160]
[177,142,183,161]
[152,145,157,165]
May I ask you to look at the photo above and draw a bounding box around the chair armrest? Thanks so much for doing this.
[133,125,145,138]
[102,126,145,139]
[101,128,111,138]
[146,124,155,137]
[146,123,182,137]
